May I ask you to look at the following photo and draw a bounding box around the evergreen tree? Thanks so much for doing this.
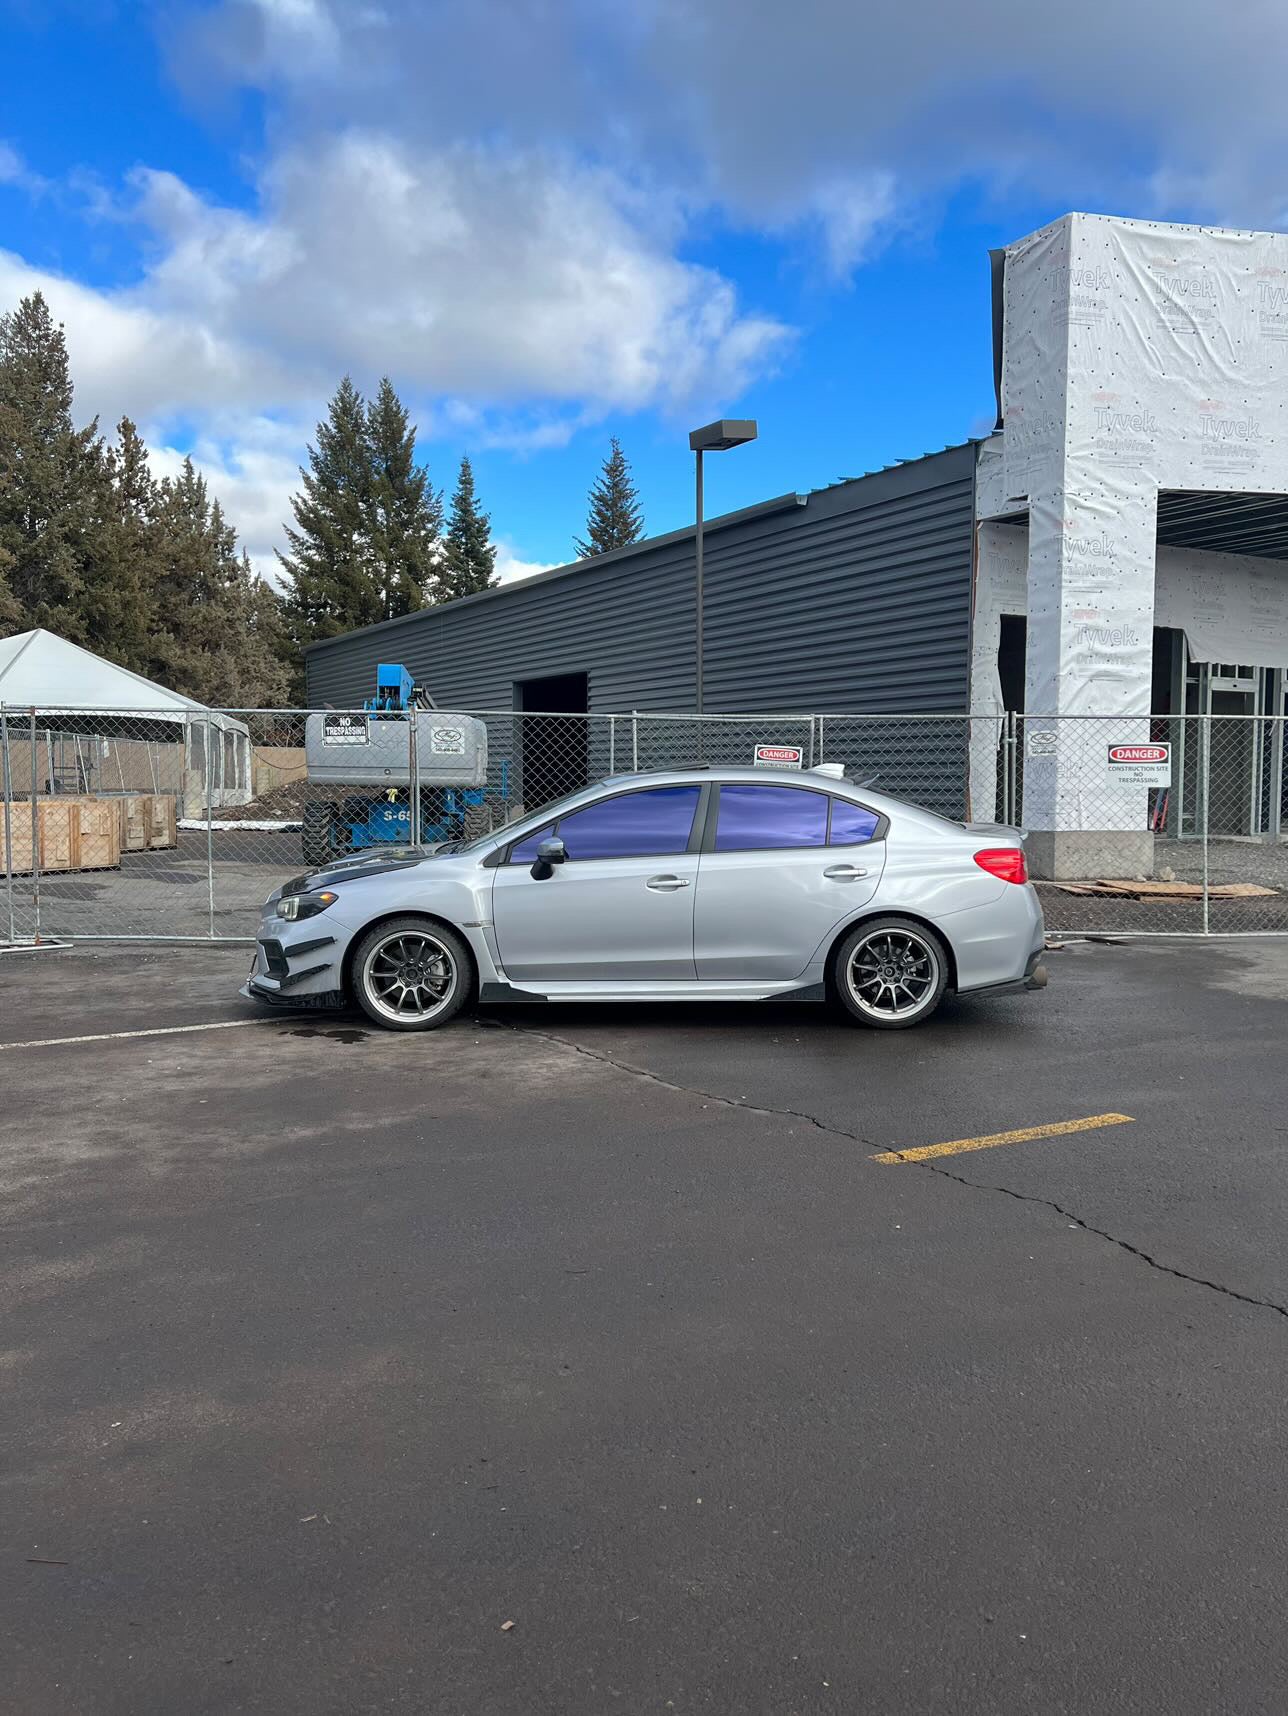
[149,460,289,708]
[438,455,497,600]
[277,377,379,646]
[77,418,157,676]
[574,436,643,559]
[0,543,19,632]
[365,376,441,621]
[0,291,100,635]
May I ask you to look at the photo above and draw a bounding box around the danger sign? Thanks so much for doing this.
[753,743,805,768]
[1107,741,1170,785]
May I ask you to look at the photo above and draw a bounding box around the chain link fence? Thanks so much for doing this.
[5,703,1288,944]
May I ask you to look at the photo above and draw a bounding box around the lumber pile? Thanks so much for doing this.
[1046,878,1277,900]
[0,793,179,875]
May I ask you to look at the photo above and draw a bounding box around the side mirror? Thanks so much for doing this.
[530,836,567,880]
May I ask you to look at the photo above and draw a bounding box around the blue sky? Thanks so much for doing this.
[2,0,1286,582]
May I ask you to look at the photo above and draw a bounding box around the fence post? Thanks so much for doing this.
[817,713,825,767]
[1199,713,1211,936]
[1,708,14,946]
[631,711,639,773]
[29,708,41,942]
[408,710,421,844]
[205,715,216,940]
[1004,712,1018,826]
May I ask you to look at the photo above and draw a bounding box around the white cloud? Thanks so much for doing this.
[175,0,1288,240]
[124,135,788,414]
[0,127,788,576]
[494,544,559,586]
[0,142,48,196]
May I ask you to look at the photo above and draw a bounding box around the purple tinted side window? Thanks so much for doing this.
[714,785,829,851]
[509,825,551,863]
[828,799,880,845]
[509,786,701,862]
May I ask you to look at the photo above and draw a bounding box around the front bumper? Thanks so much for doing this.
[243,927,347,1009]
[242,977,346,1010]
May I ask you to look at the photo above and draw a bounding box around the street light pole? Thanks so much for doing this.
[687,419,757,718]
[694,446,704,714]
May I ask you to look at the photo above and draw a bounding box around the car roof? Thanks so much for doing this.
[595,766,918,819]
[602,765,864,790]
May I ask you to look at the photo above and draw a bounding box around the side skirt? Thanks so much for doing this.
[477,978,827,1005]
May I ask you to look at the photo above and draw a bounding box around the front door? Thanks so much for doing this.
[491,783,704,982]
[694,783,884,979]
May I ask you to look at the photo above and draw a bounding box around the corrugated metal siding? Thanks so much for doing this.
[305,445,977,714]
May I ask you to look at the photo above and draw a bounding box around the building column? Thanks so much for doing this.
[1022,487,1158,878]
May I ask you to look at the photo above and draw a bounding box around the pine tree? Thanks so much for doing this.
[0,291,100,635]
[277,377,379,646]
[574,436,643,559]
[149,460,289,708]
[365,376,441,621]
[438,455,497,601]
[77,418,157,676]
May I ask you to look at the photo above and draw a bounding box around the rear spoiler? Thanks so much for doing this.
[964,822,1028,842]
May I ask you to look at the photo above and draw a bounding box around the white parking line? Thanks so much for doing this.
[0,1017,295,1052]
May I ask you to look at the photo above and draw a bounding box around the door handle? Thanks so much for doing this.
[823,864,868,881]
[646,874,691,891]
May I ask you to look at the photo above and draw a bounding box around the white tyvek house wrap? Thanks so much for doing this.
[996,213,1288,832]
[967,524,1288,816]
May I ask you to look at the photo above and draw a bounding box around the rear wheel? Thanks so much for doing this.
[350,916,471,1031]
[833,918,948,1030]
[302,800,337,867]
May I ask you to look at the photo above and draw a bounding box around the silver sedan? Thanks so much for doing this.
[243,766,1047,1031]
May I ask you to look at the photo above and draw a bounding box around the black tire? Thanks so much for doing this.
[349,916,472,1032]
[832,917,949,1030]
[302,801,337,867]
[461,801,492,840]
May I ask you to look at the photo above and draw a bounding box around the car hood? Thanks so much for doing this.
[277,842,461,899]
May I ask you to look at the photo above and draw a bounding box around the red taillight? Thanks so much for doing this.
[974,847,1028,885]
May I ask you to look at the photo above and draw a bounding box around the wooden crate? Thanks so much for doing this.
[75,799,122,871]
[0,800,78,874]
[1,797,124,874]
[37,801,77,872]
[116,794,151,852]
[1,804,34,875]
[148,794,178,849]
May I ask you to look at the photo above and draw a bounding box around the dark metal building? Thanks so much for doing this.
[304,443,978,718]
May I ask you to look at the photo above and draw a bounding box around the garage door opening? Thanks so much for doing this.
[516,672,589,809]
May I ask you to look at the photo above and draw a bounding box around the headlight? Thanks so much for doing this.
[278,889,339,921]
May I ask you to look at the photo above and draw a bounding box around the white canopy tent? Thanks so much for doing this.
[0,629,252,811]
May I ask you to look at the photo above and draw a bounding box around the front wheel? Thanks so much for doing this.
[833,918,948,1030]
[350,917,472,1031]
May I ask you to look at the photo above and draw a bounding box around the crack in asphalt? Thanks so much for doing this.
[476,1015,874,1145]
[908,1158,1288,1324]
[483,1014,1288,1327]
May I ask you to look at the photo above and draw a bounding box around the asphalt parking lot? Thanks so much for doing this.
[4,938,1288,1715]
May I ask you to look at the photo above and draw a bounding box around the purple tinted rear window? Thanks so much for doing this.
[714,785,829,851]
[829,799,880,845]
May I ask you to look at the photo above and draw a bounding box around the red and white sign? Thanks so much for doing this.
[753,743,805,769]
[1107,741,1170,785]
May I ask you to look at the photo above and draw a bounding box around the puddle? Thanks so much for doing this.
[287,1025,372,1044]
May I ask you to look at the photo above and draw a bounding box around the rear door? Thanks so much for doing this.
[694,784,885,979]
[491,783,704,982]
